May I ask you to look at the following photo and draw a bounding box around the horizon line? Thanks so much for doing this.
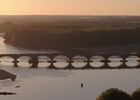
[0,14,140,16]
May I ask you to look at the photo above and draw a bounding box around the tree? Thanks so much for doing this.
[131,88,140,100]
[97,88,132,100]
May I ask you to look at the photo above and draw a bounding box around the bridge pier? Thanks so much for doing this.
[119,57,127,68]
[66,57,74,70]
[101,57,109,69]
[13,58,19,67]
[48,58,57,69]
[29,56,39,68]
[85,56,93,69]
[0,53,140,70]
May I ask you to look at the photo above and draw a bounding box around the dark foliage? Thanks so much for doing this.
[131,88,140,100]
[97,88,132,100]
[4,27,140,50]
[0,16,140,50]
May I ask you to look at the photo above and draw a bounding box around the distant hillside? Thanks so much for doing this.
[0,16,140,51]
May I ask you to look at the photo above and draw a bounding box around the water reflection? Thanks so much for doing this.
[0,55,140,69]
[0,37,140,100]
[1,67,140,100]
[53,55,69,68]
[38,56,51,68]
[72,56,87,68]
[17,56,31,68]
[1,66,74,79]
[125,56,140,67]
[0,57,14,66]
[108,56,123,67]
[90,56,105,67]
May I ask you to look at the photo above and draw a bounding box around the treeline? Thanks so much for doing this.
[4,25,140,50]
[0,16,140,50]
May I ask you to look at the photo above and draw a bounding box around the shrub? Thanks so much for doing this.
[97,88,132,100]
[131,88,140,100]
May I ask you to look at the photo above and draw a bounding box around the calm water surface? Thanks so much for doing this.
[0,37,140,100]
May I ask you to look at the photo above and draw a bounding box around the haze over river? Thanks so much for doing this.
[0,37,140,100]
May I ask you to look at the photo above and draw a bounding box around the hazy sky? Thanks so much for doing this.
[0,0,140,15]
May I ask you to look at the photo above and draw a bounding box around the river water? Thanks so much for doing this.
[0,37,140,100]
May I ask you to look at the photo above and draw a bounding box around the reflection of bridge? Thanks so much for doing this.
[0,53,140,70]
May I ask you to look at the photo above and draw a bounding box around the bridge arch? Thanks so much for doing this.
[38,56,51,68]
[53,55,69,69]
[0,53,140,69]
[0,56,14,66]
[71,55,87,68]
[90,56,105,68]
[125,56,140,67]
[17,56,32,68]
[108,56,123,68]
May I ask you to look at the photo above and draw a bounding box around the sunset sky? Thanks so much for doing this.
[0,0,140,15]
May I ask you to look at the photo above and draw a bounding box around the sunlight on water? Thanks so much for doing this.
[0,66,140,100]
[0,37,140,100]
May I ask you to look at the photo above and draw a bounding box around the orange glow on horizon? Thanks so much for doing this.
[0,0,140,15]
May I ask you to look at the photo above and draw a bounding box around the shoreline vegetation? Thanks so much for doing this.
[0,16,140,51]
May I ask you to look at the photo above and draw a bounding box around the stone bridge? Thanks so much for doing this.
[0,52,140,70]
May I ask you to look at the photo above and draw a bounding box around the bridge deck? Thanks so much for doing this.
[0,53,139,70]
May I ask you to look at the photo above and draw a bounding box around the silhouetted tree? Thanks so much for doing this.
[131,88,140,100]
[97,88,132,100]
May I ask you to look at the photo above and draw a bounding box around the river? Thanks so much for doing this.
[0,37,140,100]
